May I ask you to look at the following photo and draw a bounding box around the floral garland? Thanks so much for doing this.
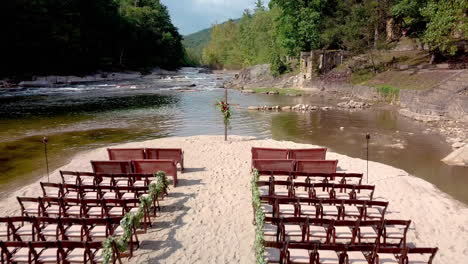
[102,171,170,264]
[216,100,232,124]
[251,169,266,264]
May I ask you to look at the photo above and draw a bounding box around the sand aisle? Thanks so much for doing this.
[1,135,467,263]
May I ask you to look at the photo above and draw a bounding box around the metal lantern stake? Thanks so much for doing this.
[366,133,370,184]
[43,137,50,182]
[224,86,228,141]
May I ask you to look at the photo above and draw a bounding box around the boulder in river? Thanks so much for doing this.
[268,91,280,95]
[442,144,468,166]
[281,106,292,111]
[241,89,255,93]
[248,106,260,110]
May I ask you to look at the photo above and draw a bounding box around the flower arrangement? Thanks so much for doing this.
[251,169,266,264]
[102,171,170,264]
[216,100,231,124]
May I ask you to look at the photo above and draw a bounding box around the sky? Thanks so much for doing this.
[161,0,271,36]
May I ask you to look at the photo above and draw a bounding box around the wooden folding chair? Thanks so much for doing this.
[91,161,132,174]
[288,148,327,160]
[107,148,145,161]
[146,148,184,172]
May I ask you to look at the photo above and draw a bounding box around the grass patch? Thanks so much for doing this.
[252,88,303,95]
[350,69,376,85]
[376,85,400,102]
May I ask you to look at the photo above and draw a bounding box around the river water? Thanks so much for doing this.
[0,68,467,204]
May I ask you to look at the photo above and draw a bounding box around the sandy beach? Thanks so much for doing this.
[1,135,467,263]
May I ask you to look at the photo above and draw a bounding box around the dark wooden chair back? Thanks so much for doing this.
[107,148,145,160]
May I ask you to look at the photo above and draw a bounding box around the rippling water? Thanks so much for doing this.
[0,68,467,204]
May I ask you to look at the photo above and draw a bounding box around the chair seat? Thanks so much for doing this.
[16,224,34,236]
[366,208,382,218]
[265,247,280,263]
[300,205,316,216]
[90,226,108,237]
[344,206,361,217]
[41,224,59,237]
[87,207,103,216]
[0,225,9,237]
[64,178,78,185]
[295,189,309,198]
[335,226,353,239]
[45,189,61,198]
[38,248,60,262]
[356,193,370,200]
[385,226,405,238]
[81,178,95,185]
[114,226,125,236]
[261,204,273,214]
[66,206,82,216]
[121,193,136,199]
[45,205,61,215]
[66,248,86,262]
[274,190,289,197]
[84,192,99,200]
[259,187,269,196]
[65,225,83,238]
[23,205,39,215]
[323,205,338,216]
[11,247,31,262]
[102,192,118,199]
[309,225,327,238]
[279,204,295,215]
[99,179,112,186]
[347,251,368,264]
[289,248,310,263]
[133,180,147,187]
[316,190,331,199]
[318,250,339,264]
[263,224,278,236]
[108,207,124,216]
[376,253,398,264]
[116,180,130,187]
[335,192,350,199]
[284,225,303,237]
[65,192,79,199]
[359,226,378,239]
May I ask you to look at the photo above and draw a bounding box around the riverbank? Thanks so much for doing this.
[0,135,466,263]
[226,65,468,152]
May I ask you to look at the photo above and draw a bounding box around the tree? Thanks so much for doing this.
[421,0,468,55]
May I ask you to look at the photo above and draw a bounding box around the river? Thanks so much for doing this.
[0,67,467,204]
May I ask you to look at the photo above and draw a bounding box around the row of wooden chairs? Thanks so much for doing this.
[16,197,152,222]
[264,242,438,264]
[107,148,184,172]
[252,148,327,161]
[0,240,121,264]
[258,171,363,186]
[264,217,410,247]
[261,198,388,221]
[0,216,137,244]
[90,160,178,187]
[258,180,375,201]
[253,160,338,174]
[60,171,159,187]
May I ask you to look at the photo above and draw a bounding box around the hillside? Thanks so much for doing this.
[183,27,212,60]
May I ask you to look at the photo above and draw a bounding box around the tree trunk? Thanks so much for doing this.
[374,26,379,49]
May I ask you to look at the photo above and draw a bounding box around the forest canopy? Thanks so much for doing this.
[0,0,185,77]
[200,0,467,72]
